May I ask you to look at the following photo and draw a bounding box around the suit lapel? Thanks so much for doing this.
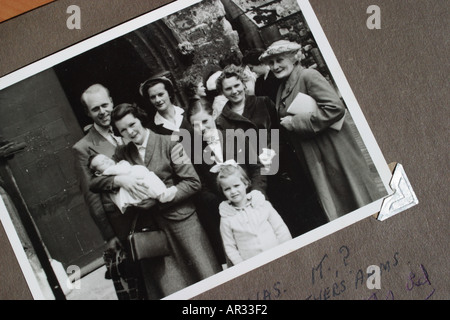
[86,126,117,158]
[144,130,157,166]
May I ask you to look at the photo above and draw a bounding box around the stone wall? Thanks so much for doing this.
[163,0,240,73]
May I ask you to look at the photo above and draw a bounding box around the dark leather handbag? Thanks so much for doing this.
[127,213,171,261]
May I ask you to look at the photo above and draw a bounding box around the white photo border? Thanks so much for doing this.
[0,0,393,300]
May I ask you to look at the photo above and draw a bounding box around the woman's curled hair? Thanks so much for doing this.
[111,103,149,129]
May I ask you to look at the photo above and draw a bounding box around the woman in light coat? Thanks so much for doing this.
[260,40,386,221]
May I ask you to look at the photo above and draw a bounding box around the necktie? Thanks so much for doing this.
[108,129,120,147]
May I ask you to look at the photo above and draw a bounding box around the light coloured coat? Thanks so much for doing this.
[219,190,292,265]
[276,65,386,220]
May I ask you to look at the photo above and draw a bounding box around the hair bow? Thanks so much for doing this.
[209,159,238,173]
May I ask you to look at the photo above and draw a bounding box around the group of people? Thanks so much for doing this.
[72,40,383,300]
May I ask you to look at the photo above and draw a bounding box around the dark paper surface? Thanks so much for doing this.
[0,0,448,300]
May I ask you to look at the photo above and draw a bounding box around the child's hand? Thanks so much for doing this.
[158,186,178,203]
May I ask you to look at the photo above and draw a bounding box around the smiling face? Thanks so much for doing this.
[114,113,146,145]
[220,76,246,105]
[147,82,173,114]
[83,88,114,129]
[219,172,248,207]
[266,53,296,79]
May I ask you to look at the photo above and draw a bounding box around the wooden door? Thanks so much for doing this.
[0,68,106,273]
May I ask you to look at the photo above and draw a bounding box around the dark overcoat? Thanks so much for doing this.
[216,95,278,153]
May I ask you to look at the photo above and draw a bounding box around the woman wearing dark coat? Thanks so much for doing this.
[214,64,311,237]
[90,103,221,299]
[214,64,278,157]
[260,40,386,221]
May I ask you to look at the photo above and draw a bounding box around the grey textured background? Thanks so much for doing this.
[0,0,448,300]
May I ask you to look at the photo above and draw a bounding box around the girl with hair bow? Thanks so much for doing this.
[187,100,269,266]
[214,160,292,265]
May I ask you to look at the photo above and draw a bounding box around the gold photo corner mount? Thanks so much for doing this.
[373,162,419,221]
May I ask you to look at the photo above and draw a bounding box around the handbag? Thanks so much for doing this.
[127,212,171,261]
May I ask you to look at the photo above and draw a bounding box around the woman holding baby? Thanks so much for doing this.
[90,103,220,299]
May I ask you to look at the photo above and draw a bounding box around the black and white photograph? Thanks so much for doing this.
[0,0,392,300]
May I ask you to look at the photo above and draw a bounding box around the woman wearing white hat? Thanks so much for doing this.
[260,40,384,222]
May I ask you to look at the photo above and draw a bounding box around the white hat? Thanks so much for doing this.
[259,40,302,61]
[206,71,223,91]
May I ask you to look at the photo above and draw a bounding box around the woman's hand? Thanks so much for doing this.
[113,175,149,200]
[280,116,294,131]
[158,186,178,203]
